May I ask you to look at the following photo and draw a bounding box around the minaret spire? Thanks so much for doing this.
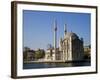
[54,19,57,60]
[54,20,57,32]
[64,24,67,36]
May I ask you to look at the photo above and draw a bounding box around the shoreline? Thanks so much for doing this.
[24,59,90,64]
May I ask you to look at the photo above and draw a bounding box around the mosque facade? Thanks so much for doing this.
[45,21,84,61]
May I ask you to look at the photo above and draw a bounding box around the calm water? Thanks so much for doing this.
[23,60,90,69]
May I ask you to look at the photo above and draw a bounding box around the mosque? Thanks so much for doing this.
[45,20,84,61]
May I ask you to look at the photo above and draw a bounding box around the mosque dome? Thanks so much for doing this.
[64,32,79,39]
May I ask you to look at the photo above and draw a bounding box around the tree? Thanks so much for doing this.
[23,51,27,61]
[35,49,45,59]
[23,47,30,52]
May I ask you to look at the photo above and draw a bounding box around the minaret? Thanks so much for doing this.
[54,20,57,60]
[64,24,67,36]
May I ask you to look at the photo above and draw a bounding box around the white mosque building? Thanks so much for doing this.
[45,20,84,61]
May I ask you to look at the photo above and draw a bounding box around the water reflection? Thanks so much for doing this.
[23,60,90,69]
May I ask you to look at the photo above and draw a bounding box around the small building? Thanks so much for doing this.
[84,45,91,59]
[23,50,35,61]
[45,48,60,60]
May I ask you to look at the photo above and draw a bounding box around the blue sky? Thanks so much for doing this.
[23,10,91,50]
